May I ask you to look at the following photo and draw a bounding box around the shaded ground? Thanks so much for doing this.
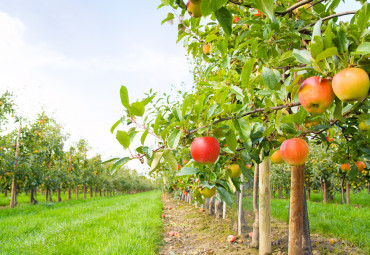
[160,194,365,255]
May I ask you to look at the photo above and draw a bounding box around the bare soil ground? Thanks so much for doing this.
[159,194,364,255]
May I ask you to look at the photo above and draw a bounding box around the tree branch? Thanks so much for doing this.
[299,11,357,32]
[279,0,314,15]
[228,0,251,8]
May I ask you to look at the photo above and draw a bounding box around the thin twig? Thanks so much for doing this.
[299,11,357,31]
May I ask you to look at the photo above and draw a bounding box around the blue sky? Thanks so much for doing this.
[0,1,362,172]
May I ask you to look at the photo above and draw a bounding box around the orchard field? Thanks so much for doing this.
[1,0,370,255]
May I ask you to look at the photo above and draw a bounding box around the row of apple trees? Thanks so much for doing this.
[0,91,156,207]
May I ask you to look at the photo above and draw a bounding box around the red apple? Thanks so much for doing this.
[326,136,334,142]
[227,235,236,243]
[161,214,166,218]
[203,44,210,55]
[356,161,366,172]
[254,10,263,16]
[280,138,309,166]
[233,16,241,23]
[245,164,252,169]
[186,1,202,18]
[270,149,284,164]
[177,164,181,170]
[168,231,175,236]
[191,137,220,164]
[298,76,334,114]
[332,68,370,103]
[248,232,253,238]
[341,163,350,172]
[168,206,172,210]
[200,208,205,212]
[184,159,189,164]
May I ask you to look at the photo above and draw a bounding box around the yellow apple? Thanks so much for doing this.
[229,164,241,177]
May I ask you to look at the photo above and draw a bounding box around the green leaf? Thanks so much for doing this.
[110,119,121,134]
[206,104,218,119]
[161,12,174,25]
[120,86,130,109]
[293,107,307,125]
[293,49,311,65]
[311,36,323,59]
[234,118,252,148]
[230,86,244,102]
[201,0,228,17]
[130,101,145,116]
[226,129,237,153]
[241,58,255,88]
[154,112,162,135]
[314,47,338,64]
[141,128,149,145]
[215,7,232,35]
[102,157,120,164]
[333,98,345,122]
[116,131,130,149]
[173,106,182,122]
[150,151,164,171]
[280,123,296,134]
[168,129,181,149]
[354,42,370,54]
[111,157,130,175]
[253,0,277,23]
[311,20,322,40]
[262,67,279,90]
[176,167,200,176]
[163,150,178,170]
[216,186,233,207]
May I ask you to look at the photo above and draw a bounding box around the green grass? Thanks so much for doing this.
[308,190,370,206]
[0,191,73,207]
[0,190,163,255]
[243,191,370,252]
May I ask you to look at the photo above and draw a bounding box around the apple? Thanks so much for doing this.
[168,206,172,210]
[190,137,220,164]
[332,68,370,103]
[229,164,241,178]
[200,208,205,212]
[199,186,216,198]
[254,10,263,17]
[203,44,210,55]
[280,138,309,166]
[359,121,370,131]
[177,202,181,206]
[356,161,366,172]
[177,164,181,170]
[169,231,175,236]
[340,163,350,172]
[270,149,284,164]
[326,136,334,142]
[184,159,189,164]
[245,164,252,169]
[0,101,3,105]
[227,235,236,243]
[248,232,253,238]
[161,214,166,218]
[187,1,202,18]
[298,76,334,114]
[233,16,241,23]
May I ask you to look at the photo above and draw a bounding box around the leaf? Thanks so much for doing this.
[116,131,130,149]
[154,112,162,135]
[311,36,323,59]
[314,47,338,64]
[226,129,237,153]
[216,186,233,207]
[253,0,277,23]
[311,20,322,40]
[241,58,255,88]
[168,129,181,149]
[206,104,218,119]
[173,106,182,122]
[150,151,164,171]
[161,12,174,25]
[102,157,120,164]
[215,7,232,35]
[234,118,252,148]
[201,0,228,17]
[130,101,145,116]
[176,167,200,176]
[230,86,244,102]
[163,150,178,170]
[333,98,345,122]
[293,107,307,125]
[354,42,370,54]
[120,86,130,109]
[110,119,121,134]
[141,128,149,145]
[262,67,279,90]
[111,157,130,175]
[293,49,311,65]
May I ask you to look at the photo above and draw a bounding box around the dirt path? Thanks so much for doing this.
[160,194,364,255]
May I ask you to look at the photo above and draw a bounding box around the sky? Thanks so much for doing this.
[0,0,361,173]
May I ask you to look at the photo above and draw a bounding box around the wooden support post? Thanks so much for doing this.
[10,124,21,208]
[288,164,305,255]
[259,156,271,255]
[222,202,226,219]
[251,163,259,248]
[238,174,244,236]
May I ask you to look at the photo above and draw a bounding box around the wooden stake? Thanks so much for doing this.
[250,163,259,248]
[259,156,271,255]
[288,164,305,255]
[222,202,226,219]
[10,124,21,208]
[238,174,244,236]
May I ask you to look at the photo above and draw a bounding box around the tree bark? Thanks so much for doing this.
[45,188,49,202]
[307,187,311,201]
[75,185,79,199]
[68,188,71,200]
[83,184,87,199]
[279,184,283,199]
[30,189,38,204]
[215,200,223,219]
[49,188,53,202]
[323,180,327,204]
[10,124,21,208]
[250,163,259,248]
[4,190,7,197]
[302,188,312,255]
[288,164,305,255]
[259,156,271,254]
[208,196,215,215]
[340,175,346,204]
[346,181,350,205]
[100,189,102,197]
[57,188,62,202]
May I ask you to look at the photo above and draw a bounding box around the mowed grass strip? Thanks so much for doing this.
[243,191,370,251]
[0,190,163,255]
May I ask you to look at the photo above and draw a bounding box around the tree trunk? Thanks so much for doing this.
[323,180,327,204]
[346,181,350,205]
[208,196,215,215]
[103,189,106,196]
[83,184,87,199]
[68,188,71,200]
[215,200,223,219]
[95,186,97,197]
[307,187,311,201]
[45,188,49,202]
[279,184,283,199]
[250,163,259,248]
[75,185,79,199]
[10,124,21,208]
[341,175,346,204]
[288,164,305,255]
[30,189,38,204]
[57,188,62,202]
[302,188,312,255]
[259,156,271,254]
[4,190,7,197]
[49,188,53,202]
[100,189,102,197]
